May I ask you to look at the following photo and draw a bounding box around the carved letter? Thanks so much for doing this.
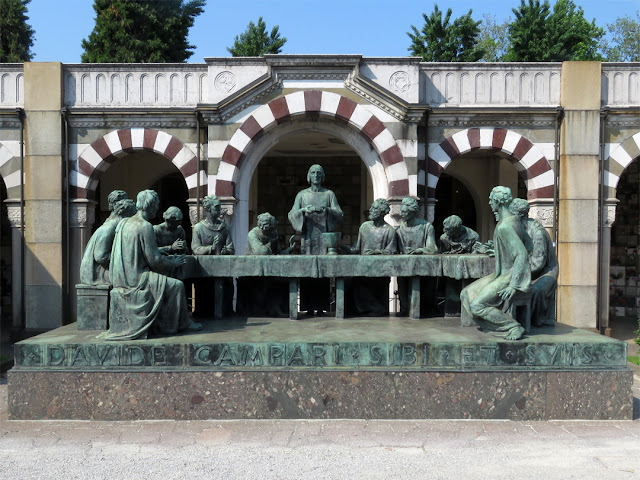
[124,346,145,366]
[402,345,416,365]
[96,345,113,366]
[70,347,88,366]
[269,345,284,366]
[215,345,236,366]
[580,345,593,365]
[287,345,305,366]
[480,346,498,365]
[312,346,327,366]
[370,345,383,366]
[194,346,212,366]
[48,346,65,366]
[240,346,263,366]
[525,345,536,365]
[461,346,476,366]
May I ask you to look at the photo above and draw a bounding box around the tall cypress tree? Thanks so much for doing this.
[81,0,205,63]
[0,0,35,62]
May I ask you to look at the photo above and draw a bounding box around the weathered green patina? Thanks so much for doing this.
[461,187,530,340]
[104,190,200,341]
[14,318,627,370]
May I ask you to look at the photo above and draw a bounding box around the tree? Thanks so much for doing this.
[505,0,604,61]
[81,0,205,63]
[477,14,510,62]
[227,17,286,57]
[602,12,640,62]
[0,0,34,62]
[407,4,485,62]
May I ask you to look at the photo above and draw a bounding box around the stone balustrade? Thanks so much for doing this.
[602,63,640,107]
[63,64,208,108]
[0,65,24,107]
[421,63,562,108]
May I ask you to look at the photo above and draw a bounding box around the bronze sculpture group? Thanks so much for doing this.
[79,164,557,343]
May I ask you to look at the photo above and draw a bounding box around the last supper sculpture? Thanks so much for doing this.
[75,175,556,342]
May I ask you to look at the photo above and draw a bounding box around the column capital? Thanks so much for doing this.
[528,199,555,229]
[69,199,97,228]
[604,198,619,228]
[3,199,23,228]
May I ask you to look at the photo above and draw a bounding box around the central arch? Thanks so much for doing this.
[216,91,410,199]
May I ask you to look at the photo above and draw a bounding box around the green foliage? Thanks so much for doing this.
[0,0,34,62]
[227,17,286,57]
[505,0,604,61]
[81,0,205,63]
[628,356,640,366]
[477,14,510,62]
[602,12,640,62]
[407,4,485,62]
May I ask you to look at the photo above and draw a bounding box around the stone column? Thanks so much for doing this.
[557,62,601,329]
[23,62,64,330]
[599,198,618,335]
[68,199,96,322]
[4,199,23,330]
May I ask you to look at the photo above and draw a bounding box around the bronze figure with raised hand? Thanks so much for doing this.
[105,190,201,340]
[461,186,531,341]
[154,206,188,255]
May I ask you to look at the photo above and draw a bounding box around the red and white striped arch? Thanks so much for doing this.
[71,128,205,199]
[427,127,554,200]
[215,90,410,198]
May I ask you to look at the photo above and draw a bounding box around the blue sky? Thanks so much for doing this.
[28,0,638,63]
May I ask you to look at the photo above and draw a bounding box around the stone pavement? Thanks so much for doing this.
[0,371,639,479]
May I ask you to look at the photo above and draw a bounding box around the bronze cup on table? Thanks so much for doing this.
[321,232,342,255]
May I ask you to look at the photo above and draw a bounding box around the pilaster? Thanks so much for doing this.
[23,62,64,329]
[557,62,601,329]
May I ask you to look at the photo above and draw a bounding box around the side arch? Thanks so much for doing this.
[604,132,640,197]
[427,127,554,200]
[0,141,21,198]
[216,90,410,198]
[71,128,205,199]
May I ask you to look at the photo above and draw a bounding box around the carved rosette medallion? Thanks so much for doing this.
[389,71,411,94]
[214,71,237,94]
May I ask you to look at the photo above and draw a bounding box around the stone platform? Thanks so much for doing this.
[8,317,633,420]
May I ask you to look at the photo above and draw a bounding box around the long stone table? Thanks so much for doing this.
[182,254,494,320]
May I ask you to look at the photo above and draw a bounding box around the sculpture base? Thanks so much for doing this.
[8,317,632,420]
